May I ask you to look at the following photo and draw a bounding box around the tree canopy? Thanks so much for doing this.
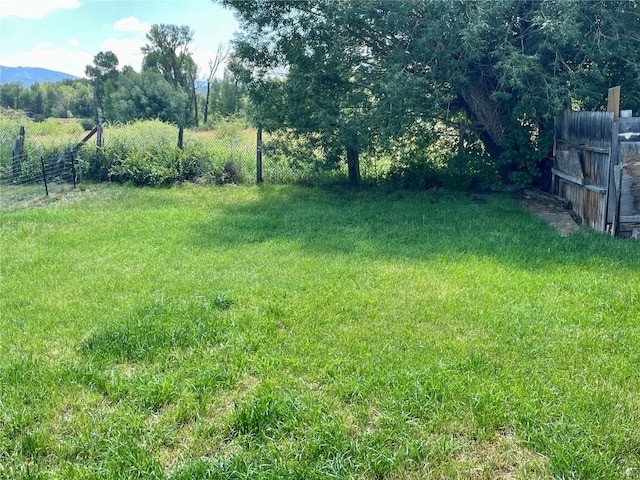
[1,24,245,128]
[221,0,640,186]
[142,24,195,91]
[85,51,119,123]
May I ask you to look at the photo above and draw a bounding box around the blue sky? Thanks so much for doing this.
[0,0,239,78]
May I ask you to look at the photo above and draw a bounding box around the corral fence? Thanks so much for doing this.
[553,88,640,237]
[0,124,88,209]
[0,119,306,210]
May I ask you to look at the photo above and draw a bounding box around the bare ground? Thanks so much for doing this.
[517,191,581,237]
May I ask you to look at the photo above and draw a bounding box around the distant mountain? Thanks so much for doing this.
[0,66,78,86]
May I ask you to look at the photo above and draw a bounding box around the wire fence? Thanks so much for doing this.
[0,123,83,209]
[0,116,383,210]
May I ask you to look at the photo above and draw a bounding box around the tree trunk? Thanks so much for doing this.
[458,83,503,144]
[346,141,360,188]
[191,78,199,127]
[92,83,100,125]
[457,83,517,183]
[204,81,211,124]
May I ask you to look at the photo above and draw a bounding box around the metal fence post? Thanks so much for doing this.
[40,153,49,196]
[69,144,77,188]
[257,126,263,184]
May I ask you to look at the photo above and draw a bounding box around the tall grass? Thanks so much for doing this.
[0,112,86,169]
[0,113,260,188]
[89,118,257,185]
[1,184,639,479]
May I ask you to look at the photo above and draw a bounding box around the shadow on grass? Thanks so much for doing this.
[189,185,640,273]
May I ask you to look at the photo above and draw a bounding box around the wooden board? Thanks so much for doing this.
[608,86,621,119]
[555,150,584,179]
[619,142,640,217]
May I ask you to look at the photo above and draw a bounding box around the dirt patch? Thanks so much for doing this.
[518,192,581,237]
[452,430,549,479]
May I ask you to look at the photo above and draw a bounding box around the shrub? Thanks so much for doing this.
[386,145,500,191]
[80,118,96,131]
[77,119,255,187]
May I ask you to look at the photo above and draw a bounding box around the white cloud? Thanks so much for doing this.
[0,0,80,19]
[0,42,92,77]
[68,38,81,47]
[100,37,146,72]
[113,16,150,33]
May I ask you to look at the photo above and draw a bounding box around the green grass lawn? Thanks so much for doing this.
[1,184,639,479]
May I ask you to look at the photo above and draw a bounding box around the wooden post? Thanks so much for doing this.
[96,123,103,148]
[256,126,263,184]
[40,154,49,196]
[177,126,184,150]
[608,86,621,119]
[70,146,77,188]
[12,126,25,178]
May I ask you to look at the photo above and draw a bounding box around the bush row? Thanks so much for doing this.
[2,113,504,190]
[82,144,243,187]
[65,118,253,186]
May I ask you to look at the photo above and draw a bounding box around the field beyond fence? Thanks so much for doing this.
[0,114,306,209]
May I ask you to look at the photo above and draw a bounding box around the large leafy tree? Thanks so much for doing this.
[106,67,188,124]
[222,1,380,186]
[85,51,119,124]
[142,24,197,136]
[142,24,195,90]
[221,0,640,186]
[362,0,640,183]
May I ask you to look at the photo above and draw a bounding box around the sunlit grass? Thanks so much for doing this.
[0,114,87,169]
[1,184,639,479]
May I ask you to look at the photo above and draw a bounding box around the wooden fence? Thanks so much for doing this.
[553,108,640,236]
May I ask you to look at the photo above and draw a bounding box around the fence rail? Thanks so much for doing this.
[1,116,387,210]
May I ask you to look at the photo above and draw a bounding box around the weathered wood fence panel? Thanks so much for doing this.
[553,110,613,231]
[553,108,640,236]
[617,142,640,236]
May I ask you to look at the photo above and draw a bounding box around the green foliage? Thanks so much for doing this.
[223,0,640,186]
[0,80,93,119]
[141,24,197,128]
[106,68,188,125]
[498,125,555,188]
[75,119,255,186]
[107,144,184,186]
[387,144,500,191]
[85,51,119,123]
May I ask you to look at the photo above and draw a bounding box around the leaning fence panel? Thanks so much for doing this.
[1,121,83,210]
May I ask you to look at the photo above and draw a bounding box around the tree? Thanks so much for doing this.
[30,83,44,117]
[220,0,640,187]
[142,24,194,90]
[106,68,188,124]
[360,0,640,184]
[217,72,246,117]
[221,0,380,187]
[85,51,119,124]
[186,58,200,126]
[0,82,22,110]
[204,43,230,124]
[142,24,196,145]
